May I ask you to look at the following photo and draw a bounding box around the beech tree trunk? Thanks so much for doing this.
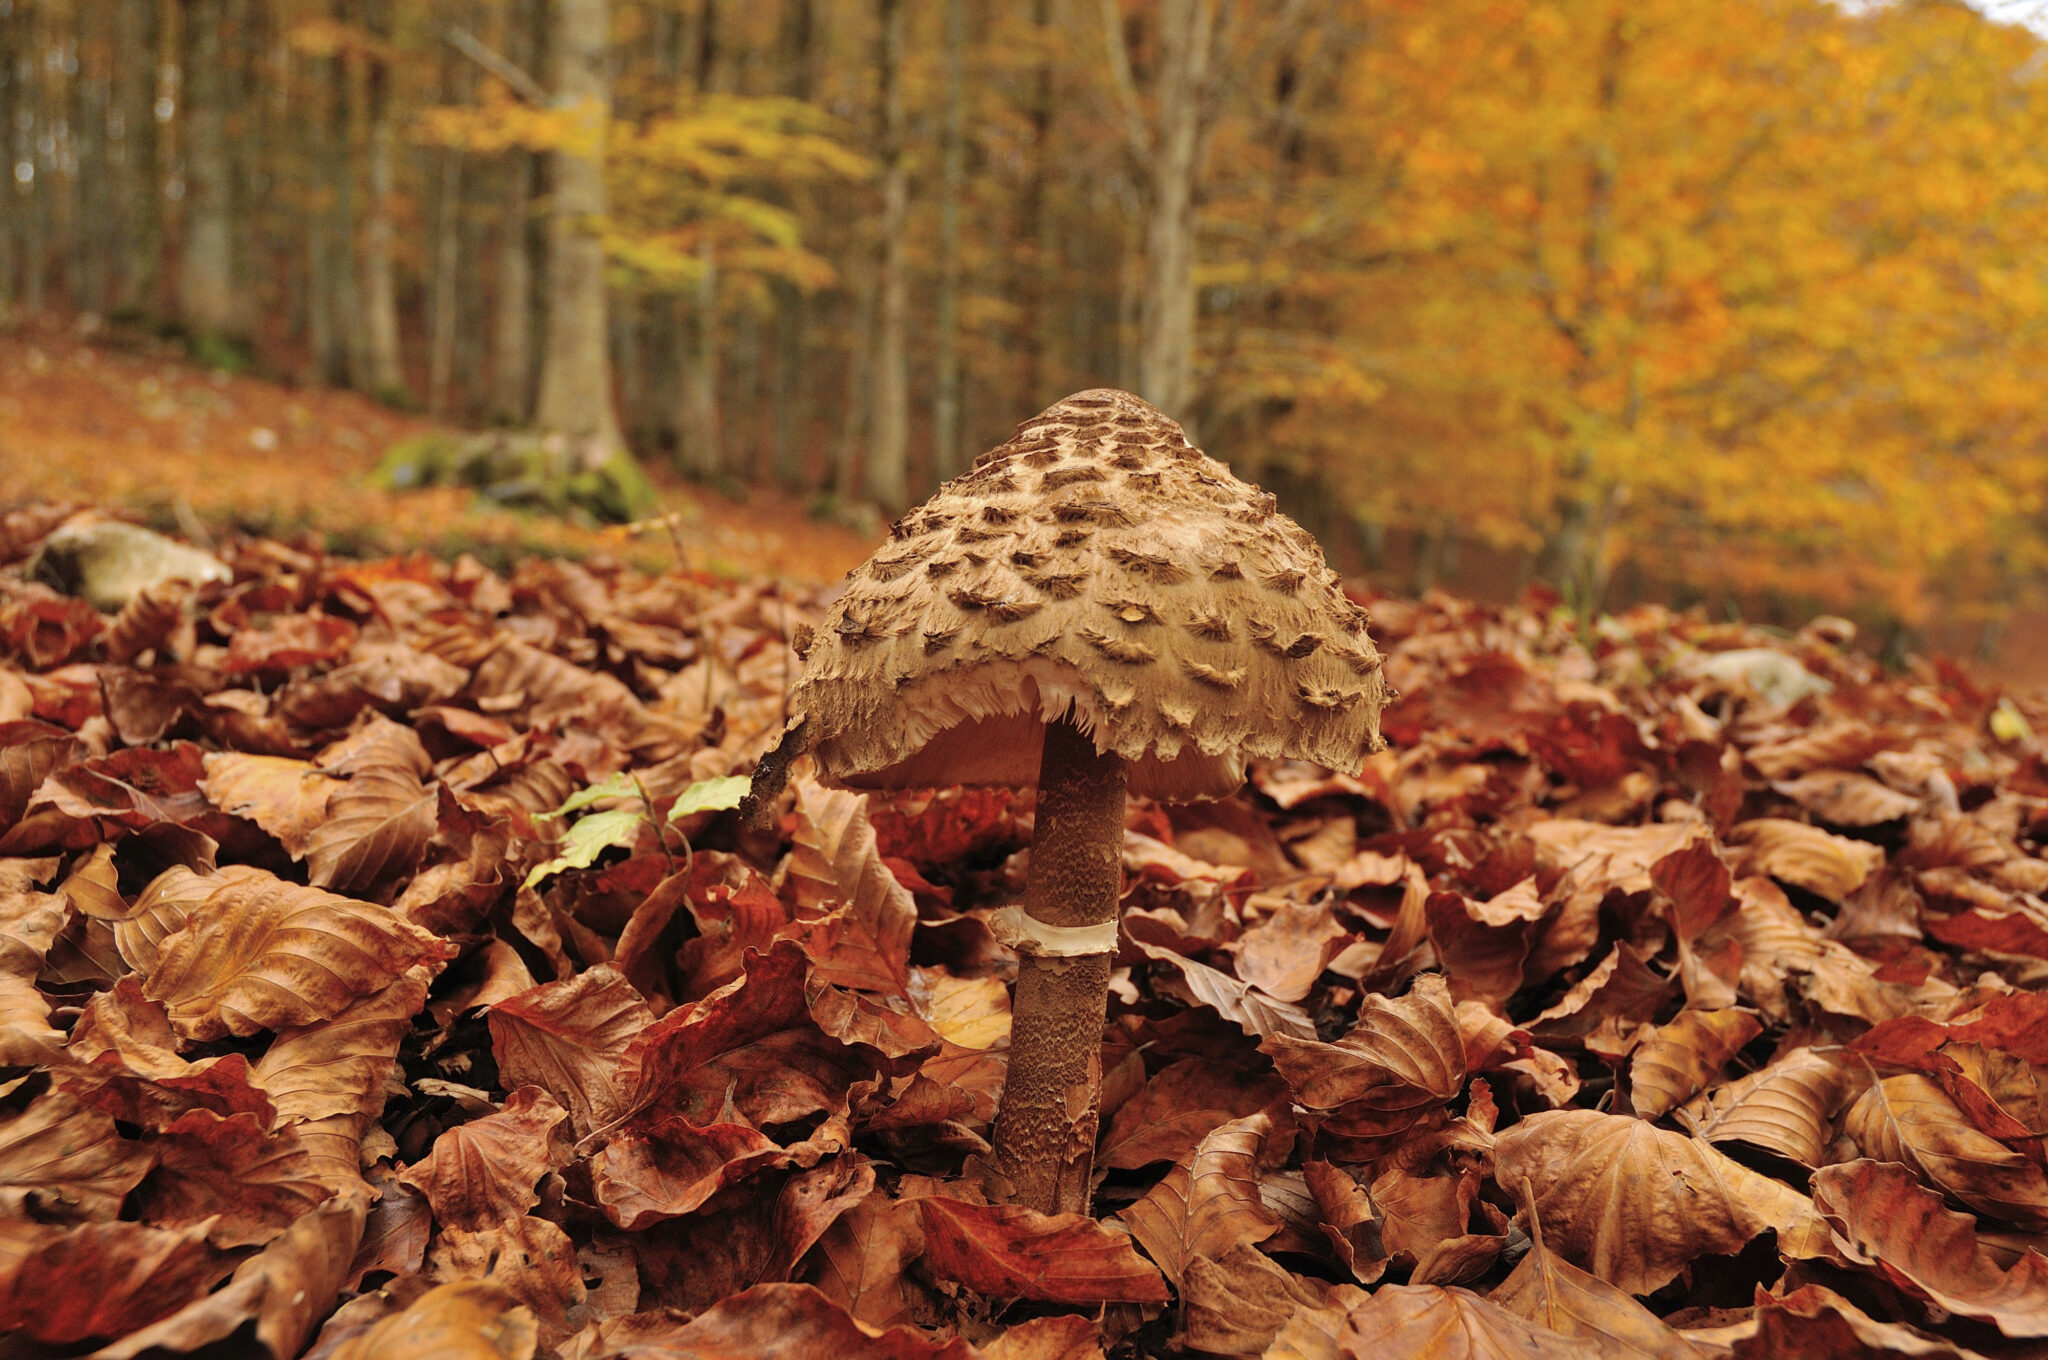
[112,0,159,317]
[932,0,966,482]
[1134,0,1214,424]
[177,0,239,344]
[359,0,407,401]
[867,0,910,511]
[533,0,624,449]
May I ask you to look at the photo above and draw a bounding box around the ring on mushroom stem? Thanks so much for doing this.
[747,388,1387,1216]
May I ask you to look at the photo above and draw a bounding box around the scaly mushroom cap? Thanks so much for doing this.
[786,389,1388,801]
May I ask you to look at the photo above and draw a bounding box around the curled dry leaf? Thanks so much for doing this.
[1493,1109,1829,1295]
[1730,1283,1996,1360]
[1492,1234,1706,1359]
[915,1196,1170,1304]
[1231,898,1353,1003]
[1336,1284,1584,1359]
[1262,973,1464,1147]
[1098,1055,1288,1170]
[0,1218,224,1344]
[1679,1047,1853,1167]
[322,1280,537,1360]
[1118,1110,1282,1289]
[304,718,438,895]
[197,752,341,857]
[1181,1240,1341,1357]
[1773,770,1922,826]
[589,1117,786,1230]
[1423,877,1548,1007]
[143,868,453,1040]
[399,1086,571,1231]
[785,779,916,995]
[1727,818,1883,901]
[564,1282,973,1360]
[1629,1008,1763,1120]
[487,964,653,1140]
[1843,1073,2048,1226]
[0,1083,154,1221]
[1814,1158,2048,1338]
[1132,934,1318,1039]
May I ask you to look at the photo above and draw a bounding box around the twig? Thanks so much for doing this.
[444,25,548,105]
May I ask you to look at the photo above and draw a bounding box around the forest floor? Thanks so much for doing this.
[0,317,876,585]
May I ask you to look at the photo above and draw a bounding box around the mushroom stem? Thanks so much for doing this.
[987,714,1128,1214]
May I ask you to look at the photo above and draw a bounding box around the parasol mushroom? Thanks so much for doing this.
[747,388,1388,1213]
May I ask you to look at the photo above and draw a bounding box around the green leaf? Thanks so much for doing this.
[1992,697,2036,745]
[667,776,751,823]
[522,808,647,889]
[536,771,641,822]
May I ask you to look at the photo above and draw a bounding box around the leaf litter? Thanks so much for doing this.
[3,515,2048,1357]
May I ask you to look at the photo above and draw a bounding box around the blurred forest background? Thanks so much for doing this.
[1,0,2046,646]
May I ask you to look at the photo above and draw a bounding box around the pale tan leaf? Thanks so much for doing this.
[1336,1285,1584,1359]
[1263,973,1464,1147]
[1773,770,1921,826]
[1100,1056,1289,1170]
[906,967,1011,1050]
[1493,1239,1707,1358]
[1135,935,1318,1039]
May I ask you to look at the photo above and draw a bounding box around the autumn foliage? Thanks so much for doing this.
[5,508,2048,1357]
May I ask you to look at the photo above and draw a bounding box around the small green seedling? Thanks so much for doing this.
[523,773,751,890]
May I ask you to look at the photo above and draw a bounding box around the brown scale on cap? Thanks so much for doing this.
[782,388,1388,801]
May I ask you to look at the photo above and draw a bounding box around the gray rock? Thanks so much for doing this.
[25,521,232,612]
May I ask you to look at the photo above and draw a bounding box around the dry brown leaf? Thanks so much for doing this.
[487,964,653,1140]
[1730,1283,1996,1360]
[304,717,438,894]
[323,1280,538,1360]
[1629,1009,1763,1120]
[1231,899,1353,1003]
[1493,1236,1706,1358]
[809,1192,926,1332]
[1133,934,1318,1039]
[560,1281,973,1360]
[399,1086,571,1231]
[0,1083,154,1221]
[1727,818,1883,901]
[1262,973,1464,1147]
[1099,1056,1288,1171]
[1181,1240,1335,1356]
[1844,1073,2048,1226]
[1814,1158,2048,1337]
[1424,877,1548,1007]
[785,779,916,994]
[1336,1284,1584,1359]
[1773,770,1922,826]
[0,1218,225,1344]
[589,1117,786,1230]
[143,868,452,1039]
[1118,1110,1282,1289]
[91,1187,366,1360]
[1493,1109,1829,1295]
[1679,1047,1854,1167]
[426,1215,586,1331]
[131,1108,329,1247]
[197,751,341,856]
[915,1196,1170,1304]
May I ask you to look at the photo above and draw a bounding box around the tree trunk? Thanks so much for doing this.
[866,0,910,511]
[1134,0,1214,424]
[932,0,966,483]
[533,0,624,450]
[428,147,462,416]
[359,2,407,402]
[112,0,159,317]
[1020,0,1054,407]
[177,0,239,344]
[675,244,722,477]
[768,0,814,491]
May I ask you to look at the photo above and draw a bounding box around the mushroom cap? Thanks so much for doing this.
[785,389,1388,801]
